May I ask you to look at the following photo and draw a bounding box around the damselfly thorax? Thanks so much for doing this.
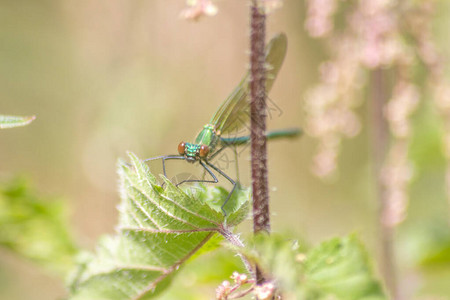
[177,124,221,163]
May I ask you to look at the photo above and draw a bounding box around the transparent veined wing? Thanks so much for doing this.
[209,33,287,135]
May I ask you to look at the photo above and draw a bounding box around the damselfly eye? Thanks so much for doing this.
[178,142,186,155]
[199,145,210,158]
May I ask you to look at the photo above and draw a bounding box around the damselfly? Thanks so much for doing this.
[145,33,300,215]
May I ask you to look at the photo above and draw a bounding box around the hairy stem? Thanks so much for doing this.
[250,1,269,235]
[370,69,398,299]
[249,0,269,288]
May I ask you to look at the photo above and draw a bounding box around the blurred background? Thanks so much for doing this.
[1,0,450,299]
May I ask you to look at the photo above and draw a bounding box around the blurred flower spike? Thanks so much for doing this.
[216,280,231,299]
[180,0,218,21]
[261,0,284,14]
[254,282,275,300]
[231,271,249,285]
[216,272,255,299]
[305,0,338,37]
[304,0,450,223]
[181,0,283,21]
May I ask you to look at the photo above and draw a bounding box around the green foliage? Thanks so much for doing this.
[157,248,247,300]
[245,233,306,291]
[0,114,35,129]
[245,234,386,300]
[66,154,387,300]
[300,235,386,300]
[0,177,77,274]
[400,221,450,298]
[68,152,250,300]
[402,220,450,268]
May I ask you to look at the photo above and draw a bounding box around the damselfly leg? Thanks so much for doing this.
[143,155,237,215]
[204,160,237,216]
[143,155,185,184]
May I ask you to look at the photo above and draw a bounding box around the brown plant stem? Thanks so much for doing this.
[249,0,269,288]
[370,68,398,299]
[250,0,269,235]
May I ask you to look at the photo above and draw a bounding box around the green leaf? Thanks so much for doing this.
[401,220,450,267]
[0,177,78,274]
[301,235,386,300]
[233,234,386,300]
[157,248,248,300]
[68,152,250,299]
[248,233,306,291]
[0,114,35,129]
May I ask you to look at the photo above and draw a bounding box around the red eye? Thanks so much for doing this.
[178,142,186,155]
[199,145,209,158]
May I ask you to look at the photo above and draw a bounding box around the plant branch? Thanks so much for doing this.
[370,68,398,299]
[249,0,270,290]
[250,1,269,235]
[220,226,256,277]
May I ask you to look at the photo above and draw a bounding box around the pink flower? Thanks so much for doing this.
[180,0,218,21]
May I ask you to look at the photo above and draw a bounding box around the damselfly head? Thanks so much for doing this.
[178,141,200,163]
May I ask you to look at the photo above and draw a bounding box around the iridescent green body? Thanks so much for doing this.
[179,33,288,162]
[184,143,202,158]
[194,124,219,151]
